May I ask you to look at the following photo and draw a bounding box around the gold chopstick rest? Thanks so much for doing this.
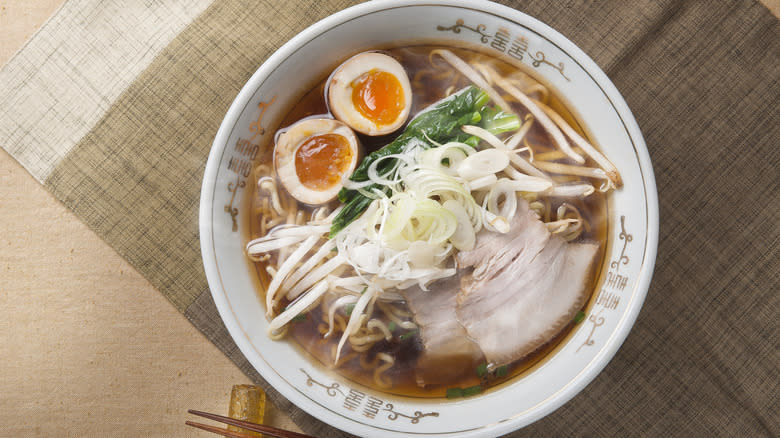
[228,384,267,437]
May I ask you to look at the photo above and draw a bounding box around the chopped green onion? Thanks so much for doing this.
[446,387,464,399]
[387,321,397,332]
[344,303,355,316]
[476,363,488,378]
[399,330,418,341]
[463,385,483,397]
[447,385,483,399]
[573,310,586,324]
[495,365,508,378]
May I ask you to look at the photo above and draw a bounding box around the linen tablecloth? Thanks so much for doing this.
[1,0,776,436]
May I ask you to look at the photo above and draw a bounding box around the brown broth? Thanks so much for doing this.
[249,45,607,398]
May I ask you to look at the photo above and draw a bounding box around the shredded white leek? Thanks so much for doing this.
[443,199,476,251]
[457,148,509,180]
[467,174,498,191]
[485,178,519,221]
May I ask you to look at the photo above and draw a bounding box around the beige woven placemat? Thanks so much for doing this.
[1,0,777,436]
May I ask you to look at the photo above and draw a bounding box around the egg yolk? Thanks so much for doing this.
[295,133,353,191]
[351,69,405,126]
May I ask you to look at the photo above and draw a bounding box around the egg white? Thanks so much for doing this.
[327,52,412,136]
[274,117,360,205]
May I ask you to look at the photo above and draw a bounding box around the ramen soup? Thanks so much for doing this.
[246,45,621,398]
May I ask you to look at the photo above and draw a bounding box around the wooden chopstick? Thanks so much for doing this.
[186,409,315,438]
[185,420,259,438]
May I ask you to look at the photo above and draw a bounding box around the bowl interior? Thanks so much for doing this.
[199,1,657,436]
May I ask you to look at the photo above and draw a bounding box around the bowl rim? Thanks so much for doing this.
[199,0,659,436]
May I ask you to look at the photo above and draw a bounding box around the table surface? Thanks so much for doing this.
[0,1,776,436]
[0,1,301,436]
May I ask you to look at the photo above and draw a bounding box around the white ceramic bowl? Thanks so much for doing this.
[200,1,658,436]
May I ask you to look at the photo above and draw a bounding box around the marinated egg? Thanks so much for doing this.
[327,52,412,136]
[274,118,360,205]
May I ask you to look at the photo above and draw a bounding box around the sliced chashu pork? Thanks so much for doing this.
[456,199,599,367]
[401,275,485,387]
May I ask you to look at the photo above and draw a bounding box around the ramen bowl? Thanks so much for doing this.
[199,1,658,436]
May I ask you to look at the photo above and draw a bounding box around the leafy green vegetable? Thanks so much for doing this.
[330,86,520,237]
[479,105,522,135]
[387,321,397,332]
[476,363,488,378]
[331,191,382,237]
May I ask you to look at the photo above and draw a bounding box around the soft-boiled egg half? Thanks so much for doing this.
[327,52,412,136]
[274,118,360,205]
